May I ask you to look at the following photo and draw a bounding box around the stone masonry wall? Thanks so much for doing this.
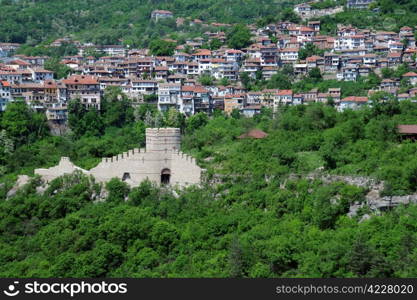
[35,157,89,182]
[146,128,181,152]
[170,151,202,186]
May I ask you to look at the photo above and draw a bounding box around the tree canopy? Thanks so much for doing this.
[3,100,417,277]
[227,24,252,50]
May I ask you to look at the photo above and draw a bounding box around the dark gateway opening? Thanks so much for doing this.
[122,172,131,181]
[161,168,171,185]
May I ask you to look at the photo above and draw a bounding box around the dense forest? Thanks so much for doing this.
[3,87,417,276]
[0,0,302,46]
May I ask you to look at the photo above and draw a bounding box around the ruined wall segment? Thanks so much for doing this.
[35,157,89,182]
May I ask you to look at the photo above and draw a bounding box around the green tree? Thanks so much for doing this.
[209,38,222,50]
[1,101,44,145]
[231,108,241,119]
[44,58,72,79]
[101,87,134,128]
[308,67,323,83]
[219,77,230,86]
[106,178,130,203]
[68,99,87,137]
[280,8,301,23]
[298,43,324,60]
[227,24,252,50]
[186,112,208,133]
[381,67,395,79]
[199,73,215,86]
[149,39,176,56]
[267,72,292,89]
[165,107,186,130]
[228,236,245,277]
[240,72,251,88]
[83,108,105,136]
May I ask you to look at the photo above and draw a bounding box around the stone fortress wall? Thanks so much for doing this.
[35,128,202,187]
[35,157,89,182]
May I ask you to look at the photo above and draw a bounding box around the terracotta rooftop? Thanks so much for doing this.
[152,10,173,15]
[238,129,268,139]
[62,75,98,85]
[341,96,369,102]
[403,72,417,77]
[398,125,417,134]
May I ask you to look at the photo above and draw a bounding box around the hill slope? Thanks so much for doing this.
[3,102,417,277]
[319,0,417,34]
[0,0,299,46]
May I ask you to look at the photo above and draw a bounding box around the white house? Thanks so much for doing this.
[0,81,11,112]
[151,10,174,21]
[280,48,299,63]
[403,72,417,85]
[338,96,369,111]
[158,83,181,111]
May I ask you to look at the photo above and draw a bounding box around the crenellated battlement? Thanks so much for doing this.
[172,150,196,164]
[99,148,148,165]
[97,149,196,166]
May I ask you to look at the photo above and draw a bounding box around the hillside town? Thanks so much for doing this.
[1,2,417,124]
[6,0,417,283]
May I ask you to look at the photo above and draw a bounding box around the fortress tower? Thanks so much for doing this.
[146,128,181,152]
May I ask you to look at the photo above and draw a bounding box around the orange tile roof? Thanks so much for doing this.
[62,75,98,85]
[341,96,368,102]
[181,85,208,93]
[403,72,417,77]
[193,49,211,56]
[277,90,293,96]
[238,129,268,139]
[398,125,417,134]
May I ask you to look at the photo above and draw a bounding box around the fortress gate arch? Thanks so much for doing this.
[161,168,171,185]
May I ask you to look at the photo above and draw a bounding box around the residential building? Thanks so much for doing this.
[347,0,374,9]
[151,10,174,21]
[0,81,11,112]
[62,75,101,110]
[158,83,181,112]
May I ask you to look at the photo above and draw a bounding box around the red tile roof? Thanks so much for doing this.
[306,55,323,62]
[341,96,368,102]
[403,72,417,77]
[226,49,243,54]
[277,90,293,96]
[62,75,98,85]
[181,85,208,93]
[9,59,30,66]
[152,10,173,15]
[398,125,417,134]
[238,129,268,139]
[193,49,211,56]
